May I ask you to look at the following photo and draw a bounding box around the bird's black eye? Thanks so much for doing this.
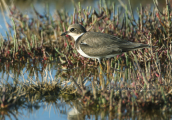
[70,28,75,32]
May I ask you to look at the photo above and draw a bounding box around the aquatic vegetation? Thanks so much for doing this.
[0,0,171,118]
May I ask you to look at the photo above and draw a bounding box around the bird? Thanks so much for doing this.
[61,24,150,68]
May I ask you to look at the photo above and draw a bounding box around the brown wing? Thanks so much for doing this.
[80,44,122,57]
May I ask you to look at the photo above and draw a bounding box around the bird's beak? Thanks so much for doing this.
[61,31,69,36]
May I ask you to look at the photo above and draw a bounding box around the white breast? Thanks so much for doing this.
[68,32,99,59]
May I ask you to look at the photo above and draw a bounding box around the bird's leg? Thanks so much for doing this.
[99,63,103,75]
[98,58,103,74]
[106,58,110,85]
[106,58,110,76]
[98,58,105,91]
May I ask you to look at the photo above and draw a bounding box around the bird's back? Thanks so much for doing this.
[76,32,150,57]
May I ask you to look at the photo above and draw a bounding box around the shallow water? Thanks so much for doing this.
[0,60,172,120]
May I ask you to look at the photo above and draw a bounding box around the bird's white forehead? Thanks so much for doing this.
[67,26,74,31]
